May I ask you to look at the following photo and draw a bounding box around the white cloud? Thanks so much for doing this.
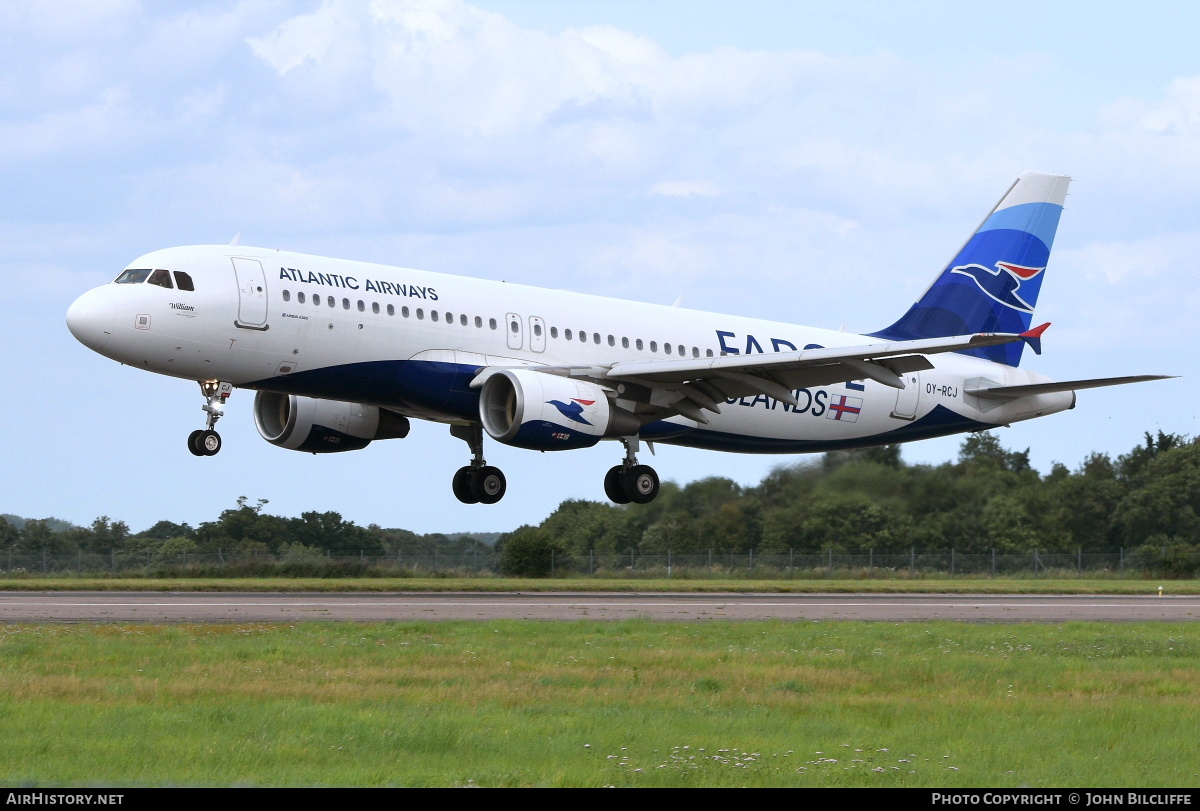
[246,0,364,75]
[1103,75,1200,137]
[1061,231,1200,285]
[650,180,719,197]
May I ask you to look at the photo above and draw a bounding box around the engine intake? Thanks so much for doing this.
[479,369,640,451]
[253,392,410,453]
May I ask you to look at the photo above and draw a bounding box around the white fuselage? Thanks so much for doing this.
[67,245,1074,454]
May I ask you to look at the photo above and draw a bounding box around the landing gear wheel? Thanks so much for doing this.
[198,429,222,456]
[452,466,479,504]
[604,465,631,504]
[623,465,659,504]
[472,466,506,504]
[187,430,206,457]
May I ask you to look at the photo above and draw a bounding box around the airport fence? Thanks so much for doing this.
[0,547,1192,578]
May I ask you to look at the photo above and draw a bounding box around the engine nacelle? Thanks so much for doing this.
[253,392,410,453]
[479,369,640,451]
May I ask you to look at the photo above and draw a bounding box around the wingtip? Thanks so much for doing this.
[1020,322,1050,355]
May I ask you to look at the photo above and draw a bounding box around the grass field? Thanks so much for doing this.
[1,620,1197,787]
[0,576,1195,594]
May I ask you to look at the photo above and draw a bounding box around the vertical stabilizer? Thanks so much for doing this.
[874,171,1070,366]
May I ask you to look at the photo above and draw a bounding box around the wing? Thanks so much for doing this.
[471,330,1035,425]
[964,374,1176,401]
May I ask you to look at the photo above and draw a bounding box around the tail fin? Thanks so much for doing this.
[873,171,1070,366]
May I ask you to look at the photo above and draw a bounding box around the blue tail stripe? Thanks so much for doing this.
[873,193,1064,367]
[977,202,1063,250]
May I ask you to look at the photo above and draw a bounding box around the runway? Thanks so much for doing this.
[0,592,1197,622]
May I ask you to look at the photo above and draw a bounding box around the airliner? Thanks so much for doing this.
[66,172,1169,505]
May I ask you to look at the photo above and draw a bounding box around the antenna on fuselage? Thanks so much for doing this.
[229,232,241,246]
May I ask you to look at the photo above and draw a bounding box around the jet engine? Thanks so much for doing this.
[479,369,640,451]
[253,392,410,453]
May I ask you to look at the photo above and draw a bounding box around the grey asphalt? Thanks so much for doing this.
[0,591,1197,622]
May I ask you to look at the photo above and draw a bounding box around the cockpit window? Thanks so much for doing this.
[147,269,174,289]
[173,271,195,291]
[114,268,151,284]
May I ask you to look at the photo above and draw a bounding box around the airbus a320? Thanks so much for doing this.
[66,172,1171,505]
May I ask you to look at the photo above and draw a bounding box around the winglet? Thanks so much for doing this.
[1020,322,1050,355]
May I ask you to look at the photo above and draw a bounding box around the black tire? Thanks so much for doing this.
[187,430,206,457]
[452,466,479,504]
[472,466,506,504]
[623,465,659,504]
[199,429,222,456]
[604,465,631,504]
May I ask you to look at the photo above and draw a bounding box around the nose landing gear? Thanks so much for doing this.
[188,380,232,457]
[450,423,506,504]
[604,436,660,504]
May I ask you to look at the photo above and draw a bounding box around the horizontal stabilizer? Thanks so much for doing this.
[965,374,1175,401]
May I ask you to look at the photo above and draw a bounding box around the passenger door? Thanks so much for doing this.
[232,257,268,329]
[890,371,921,420]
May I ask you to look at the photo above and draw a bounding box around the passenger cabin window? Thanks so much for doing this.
[550,327,559,338]
[372,302,379,314]
[173,271,195,291]
[460,314,468,326]
[489,318,497,330]
[282,290,291,302]
[114,268,151,284]
[564,329,573,340]
[298,292,306,304]
[147,269,173,289]
[431,311,439,322]
[387,304,395,316]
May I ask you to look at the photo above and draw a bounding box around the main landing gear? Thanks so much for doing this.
[604,437,660,505]
[188,380,232,457]
[450,423,506,504]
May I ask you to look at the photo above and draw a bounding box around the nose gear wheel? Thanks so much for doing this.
[188,381,232,457]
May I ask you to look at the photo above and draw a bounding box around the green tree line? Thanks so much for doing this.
[0,497,492,559]
[4,431,1197,571]
[496,431,1200,574]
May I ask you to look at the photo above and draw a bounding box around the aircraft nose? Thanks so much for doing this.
[66,287,116,352]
